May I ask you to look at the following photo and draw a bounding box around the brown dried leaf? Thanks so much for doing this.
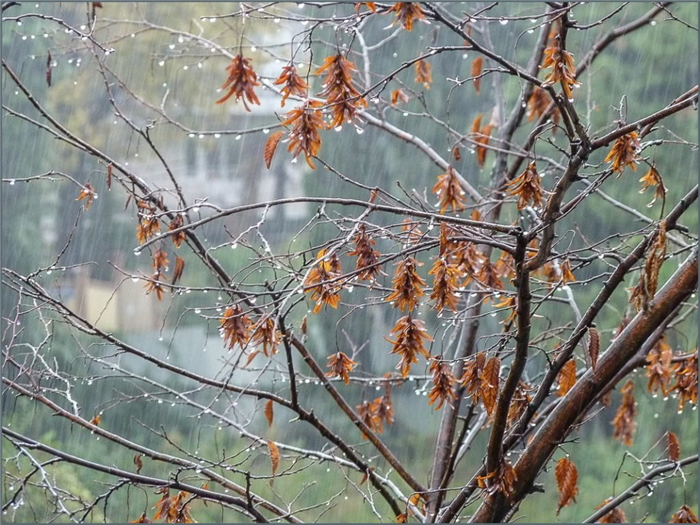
[414,59,432,90]
[612,380,637,446]
[471,57,483,94]
[670,505,699,523]
[558,359,577,397]
[264,399,274,427]
[215,54,261,110]
[264,130,285,169]
[89,414,102,426]
[171,256,185,286]
[133,454,143,474]
[595,498,627,523]
[588,326,600,370]
[481,356,500,415]
[667,431,681,462]
[268,440,280,477]
[106,163,112,190]
[555,457,579,514]
[387,2,426,31]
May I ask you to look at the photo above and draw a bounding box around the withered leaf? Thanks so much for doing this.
[268,440,280,477]
[555,457,579,514]
[588,326,600,370]
[471,56,483,94]
[264,399,274,427]
[106,163,113,190]
[481,356,500,416]
[670,505,699,523]
[46,50,52,87]
[558,359,577,397]
[133,454,143,474]
[264,130,285,169]
[89,414,102,426]
[667,431,680,462]
[172,256,185,286]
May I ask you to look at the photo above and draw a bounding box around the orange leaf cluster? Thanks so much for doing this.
[386,257,426,312]
[428,256,461,313]
[349,224,383,281]
[612,379,637,446]
[427,358,457,409]
[326,352,357,384]
[476,260,503,295]
[386,315,433,376]
[646,336,677,395]
[560,258,576,284]
[135,199,161,244]
[540,33,581,101]
[305,248,343,314]
[639,165,666,207]
[476,460,517,500]
[672,352,698,411]
[387,2,426,31]
[152,248,169,273]
[76,183,97,210]
[670,505,699,523]
[219,305,252,350]
[273,65,308,107]
[144,273,166,301]
[281,100,325,169]
[506,162,545,210]
[153,489,195,523]
[555,457,579,514]
[215,54,261,110]
[460,353,500,415]
[130,512,153,523]
[604,131,640,175]
[527,86,560,125]
[432,167,466,213]
[594,498,627,523]
[414,60,432,90]
[250,317,281,358]
[316,54,367,128]
[168,215,186,248]
[494,296,516,325]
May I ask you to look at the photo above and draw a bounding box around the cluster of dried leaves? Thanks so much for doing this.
[304,249,344,314]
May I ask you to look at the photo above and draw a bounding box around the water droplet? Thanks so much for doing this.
[158,60,165,67]
[8,179,16,185]
[650,20,657,26]
[355,127,364,135]
[274,17,280,23]
[527,29,535,34]
[235,134,242,140]
[499,19,508,25]
[214,133,221,138]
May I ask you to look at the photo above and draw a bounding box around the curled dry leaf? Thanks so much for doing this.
[471,56,483,94]
[639,165,666,207]
[77,183,97,210]
[348,224,384,282]
[144,273,166,301]
[557,359,577,397]
[540,31,581,101]
[264,130,285,169]
[667,431,680,462]
[588,326,600,370]
[428,257,461,313]
[391,88,410,106]
[268,440,280,477]
[480,356,501,416]
[264,399,274,427]
[555,457,579,514]
[133,454,143,474]
[646,336,676,395]
[415,59,432,90]
[612,380,637,446]
[171,256,185,286]
[168,215,186,248]
[89,414,102,426]
[672,351,698,411]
